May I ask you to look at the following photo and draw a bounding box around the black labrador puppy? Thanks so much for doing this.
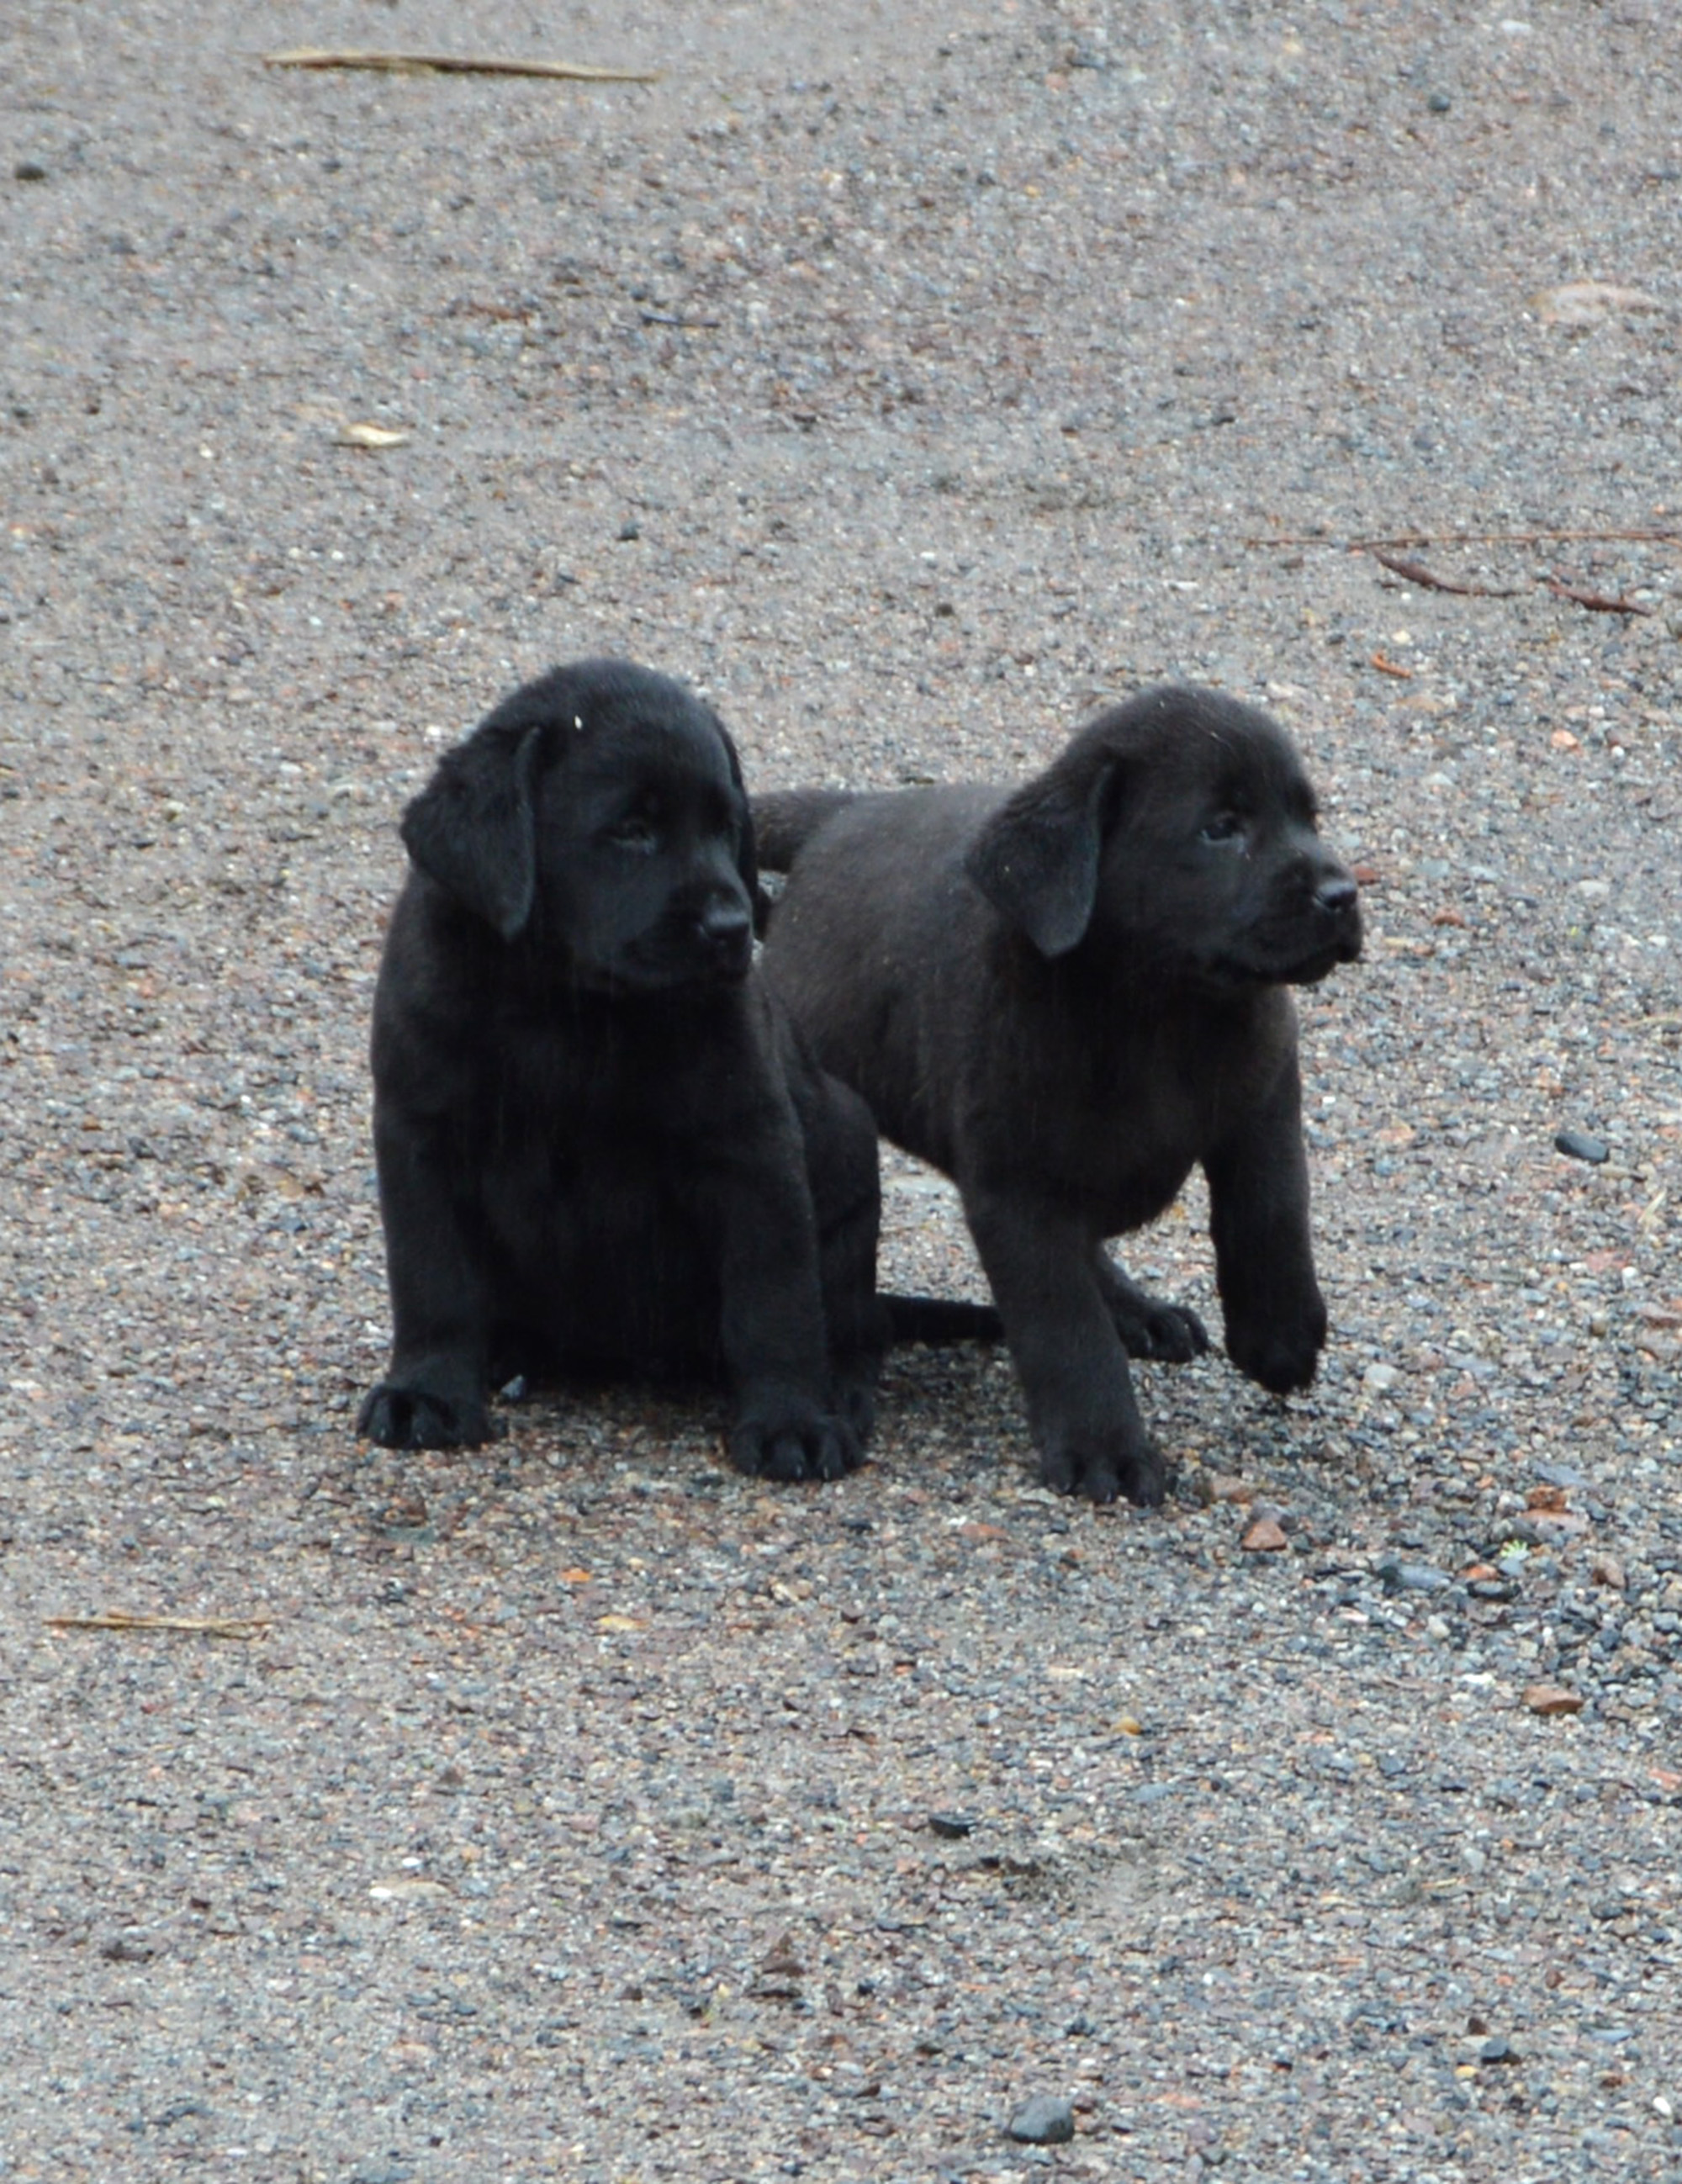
[358,658,885,1482]
[754,685,1362,1505]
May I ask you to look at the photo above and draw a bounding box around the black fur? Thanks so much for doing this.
[359,658,885,1483]
[756,684,1362,1505]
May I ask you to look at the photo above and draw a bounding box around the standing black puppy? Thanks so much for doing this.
[359,659,884,1482]
[755,685,1362,1505]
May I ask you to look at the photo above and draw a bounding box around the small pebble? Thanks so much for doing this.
[928,1811,976,1839]
[1378,1558,1454,1594]
[1554,1129,1610,1164]
[1480,2035,1521,2065]
[1241,1516,1289,1552]
[1523,1683,1585,1716]
[100,1930,156,1963]
[1007,2095,1076,2145]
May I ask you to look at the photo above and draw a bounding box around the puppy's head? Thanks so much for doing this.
[401,658,759,992]
[967,685,1362,989]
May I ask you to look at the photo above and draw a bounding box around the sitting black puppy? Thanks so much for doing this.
[358,658,885,1482]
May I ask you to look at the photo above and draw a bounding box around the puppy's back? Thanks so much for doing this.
[758,785,1001,1166]
[754,787,862,870]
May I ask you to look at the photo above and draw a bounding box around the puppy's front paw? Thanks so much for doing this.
[1038,1431,1166,1508]
[728,1399,863,1483]
[358,1383,493,1450]
[1225,1307,1325,1396]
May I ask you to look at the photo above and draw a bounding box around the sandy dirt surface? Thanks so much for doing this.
[3,3,1680,2178]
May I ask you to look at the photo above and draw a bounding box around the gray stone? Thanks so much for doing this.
[1007,2095,1075,2145]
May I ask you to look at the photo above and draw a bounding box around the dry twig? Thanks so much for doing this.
[1542,576,1653,618]
[47,1610,272,1640]
[262,49,659,82]
[1359,527,1679,550]
[1371,549,1521,599]
[1249,526,1681,550]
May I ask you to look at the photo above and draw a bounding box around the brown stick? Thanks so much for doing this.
[47,1610,272,1639]
[1371,549,1521,599]
[1249,526,1680,550]
[1362,528,1679,549]
[1542,577,1654,617]
[262,49,660,82]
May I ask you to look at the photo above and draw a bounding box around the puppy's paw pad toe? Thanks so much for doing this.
[729,1414,861,1484]
[358,1385,488,1450]
[1039,1442,1164,1508]
[1144,1306,1209,1363]
[1230,1331,1323,1395]
[1110,1298,1209,1363]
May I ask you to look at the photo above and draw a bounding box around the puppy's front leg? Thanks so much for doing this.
[962,1186,1164,1505]
[360,1108,495,1449]
[1203,1054,1327,1396]
[704,1130,864,1484]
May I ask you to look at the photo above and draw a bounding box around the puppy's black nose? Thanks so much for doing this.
[699,899,753,947]
[1315,873,1359,917]
[696,898,754,977]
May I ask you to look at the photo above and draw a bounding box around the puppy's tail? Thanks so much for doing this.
[882,1293,1003,1346]
[752,788,861,870]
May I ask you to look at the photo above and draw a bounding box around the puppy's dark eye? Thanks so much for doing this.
[1199,812,1245,846]
[606,816,660,854]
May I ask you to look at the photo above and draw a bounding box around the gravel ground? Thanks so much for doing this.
[4,3,1681,2178]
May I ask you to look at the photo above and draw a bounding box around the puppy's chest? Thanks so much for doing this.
[1018,1019,1263,1203]
[488,1046,680,1163]
[479,1009,756,1178]
[479,1070,702,1256]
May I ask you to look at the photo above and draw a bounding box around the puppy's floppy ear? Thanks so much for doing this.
[712,717,759,899]
[400,722,546,940]
[965,755,1115,957]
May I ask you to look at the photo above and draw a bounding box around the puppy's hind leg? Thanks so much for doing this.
[1092,1251,1209,1364]
[812,1084,887,1447]
[826,1240,886,1450]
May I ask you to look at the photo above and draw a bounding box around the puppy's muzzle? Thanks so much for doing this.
[1289,866,1363,981]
